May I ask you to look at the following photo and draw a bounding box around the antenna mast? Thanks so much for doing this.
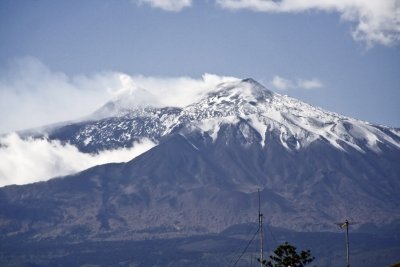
[336,219,358,267]
[258,189,264,267]
[344,220,350,267]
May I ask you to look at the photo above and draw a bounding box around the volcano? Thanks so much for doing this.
[1,78,399,266]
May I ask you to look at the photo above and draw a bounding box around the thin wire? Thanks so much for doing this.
[266,224,278,248]
[232,228,260,267]
[226,223,259,266]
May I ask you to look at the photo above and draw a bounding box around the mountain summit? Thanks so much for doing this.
[1,78,400,241]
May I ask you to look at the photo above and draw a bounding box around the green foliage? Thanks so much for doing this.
[259,241,315,267]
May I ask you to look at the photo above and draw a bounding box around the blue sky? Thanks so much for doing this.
[0,0,399,132]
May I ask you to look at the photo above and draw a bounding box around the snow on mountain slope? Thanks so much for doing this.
[187,78,400,152]
[52,78,399,154]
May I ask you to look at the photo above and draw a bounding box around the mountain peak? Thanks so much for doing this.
[208,77,273,102]
[89,87,161,120]
[241,77,259,84]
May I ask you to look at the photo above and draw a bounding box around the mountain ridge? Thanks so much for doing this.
[41,78,400,155]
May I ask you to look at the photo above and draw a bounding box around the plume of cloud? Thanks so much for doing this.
[0,57,239,133]
[0,57,121,133]
[216,0,400,46]
[135,0,192,12]
[86,73,241,119]
[271,75,323,90]
[0,133,156,187]
[297,78,324,89]
[271,75,294,90]
[129,73,239,107]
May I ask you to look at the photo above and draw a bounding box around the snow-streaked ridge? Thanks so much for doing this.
[183,78,400,153]
[57,78,400,154]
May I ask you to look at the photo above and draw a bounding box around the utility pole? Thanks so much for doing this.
[258,189,264,267]
[344,220,350,267]
[336,219,357,267]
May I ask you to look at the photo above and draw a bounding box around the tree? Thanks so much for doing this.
[259,241,315,267]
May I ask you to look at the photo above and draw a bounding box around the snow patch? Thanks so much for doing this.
[247,114,268,146]
[196,116,239,142]
[83,136,93,146]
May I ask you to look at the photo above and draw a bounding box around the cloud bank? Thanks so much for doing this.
[271,75,323,90]
[0,57,120,133]
[216,0,400,46]
[135,0,192,11]
[0,57,238,133]
[0,133,156,187]
[89,73,240,119]
[127,73,239,108]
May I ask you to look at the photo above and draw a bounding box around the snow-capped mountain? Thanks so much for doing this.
[48,78,400,154]
[1,78,399,241]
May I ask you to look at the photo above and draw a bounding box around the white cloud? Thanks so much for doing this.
[0,57,240,133]
[0,57,121,133]
[270,75,324,90]
[0,133,156,187]
[135,0,192,11]
[297,78,324,89]
[271,75,294,90]
[216,0,400,46]
[90,73,240,119]
[129,73,240,107]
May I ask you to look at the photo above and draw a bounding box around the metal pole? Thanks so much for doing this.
[258,189,264,267]
[346,220,349,267]
[260,212,263,267]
